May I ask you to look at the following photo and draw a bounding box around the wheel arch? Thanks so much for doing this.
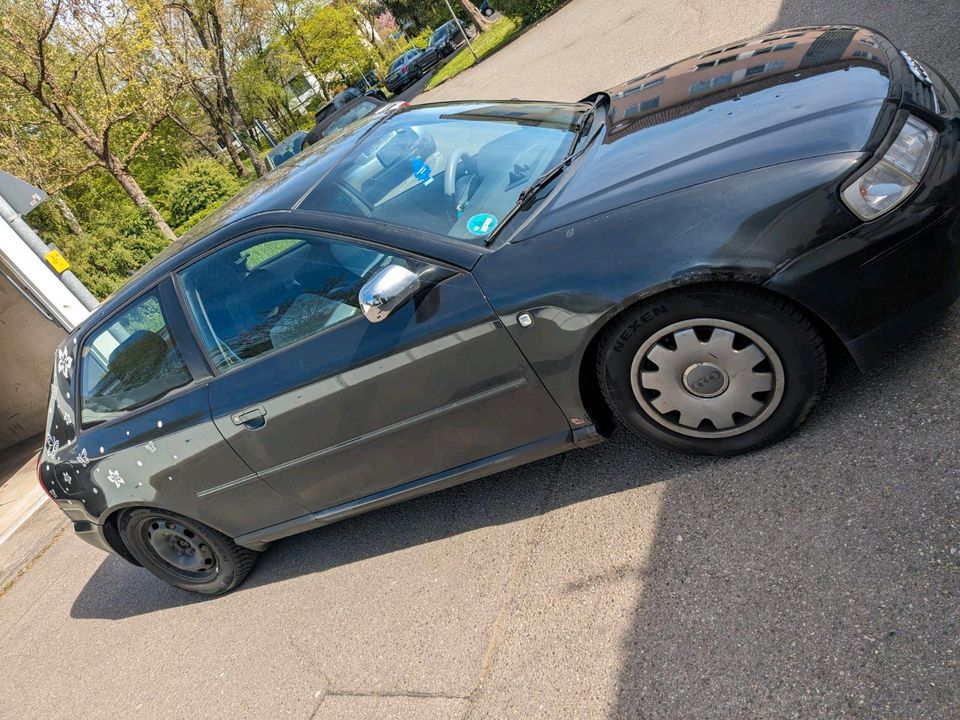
[99,501,240,566]
[576,279,851,430]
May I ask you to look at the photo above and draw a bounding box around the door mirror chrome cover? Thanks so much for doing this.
[359,264,421,322]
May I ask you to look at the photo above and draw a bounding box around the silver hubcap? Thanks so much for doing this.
[629,318,785,439]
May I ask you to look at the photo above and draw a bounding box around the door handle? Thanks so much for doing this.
[231,405,267,429]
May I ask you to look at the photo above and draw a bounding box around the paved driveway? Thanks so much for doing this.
[2,2,959,718]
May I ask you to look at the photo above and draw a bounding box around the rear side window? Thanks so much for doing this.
[178,233,408,372]
[80,292,191,427]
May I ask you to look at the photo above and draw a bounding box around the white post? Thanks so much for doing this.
[442,0,478,61]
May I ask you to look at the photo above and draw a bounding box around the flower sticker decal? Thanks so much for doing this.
[56,346,73,380]
[107,469,125,489]
[76,448,89,467]
[144,441,157,454]
[61,472,72,487]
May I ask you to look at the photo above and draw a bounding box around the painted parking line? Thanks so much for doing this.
[0,489,48,547]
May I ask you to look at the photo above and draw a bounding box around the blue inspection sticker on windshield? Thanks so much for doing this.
[412,158,432,184]
[467,213,498,235]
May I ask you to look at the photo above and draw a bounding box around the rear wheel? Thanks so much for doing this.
[117,508,258,595]
[596,285,826,455]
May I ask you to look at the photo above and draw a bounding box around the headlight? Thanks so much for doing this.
[841,116,937,221]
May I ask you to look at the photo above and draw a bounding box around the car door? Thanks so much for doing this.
[176,229,570,513]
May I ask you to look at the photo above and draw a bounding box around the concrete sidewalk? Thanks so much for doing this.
[0,436,63,590]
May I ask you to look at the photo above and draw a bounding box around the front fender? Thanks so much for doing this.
[475,153,863,422]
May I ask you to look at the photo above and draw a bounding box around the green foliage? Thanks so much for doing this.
[159,159,242,231]
[51,209,169,300]
[301,4,372,81]
[493,0,569,23]
[380,0,452,31]
[426,17,520,90]
[411,26,434,48]
[242,238,303,269]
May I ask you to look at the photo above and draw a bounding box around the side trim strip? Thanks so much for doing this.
[257,376,528,481]
[234,429,573,550]
[196,473,260,499]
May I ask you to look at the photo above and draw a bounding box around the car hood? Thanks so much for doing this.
[528,26,896,235]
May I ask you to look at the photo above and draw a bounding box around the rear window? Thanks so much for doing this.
[79,292,191,427]
[300,102,582,244]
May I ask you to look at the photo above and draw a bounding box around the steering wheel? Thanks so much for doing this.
[444,148,481,215]
[444,148,469,197]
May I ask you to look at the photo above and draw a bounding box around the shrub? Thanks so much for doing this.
[494,0,569,23]
[56,209,169,299]
[160,158,241,230]
[411,25,433,48]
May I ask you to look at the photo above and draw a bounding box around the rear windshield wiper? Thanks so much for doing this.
[486,100,606,246]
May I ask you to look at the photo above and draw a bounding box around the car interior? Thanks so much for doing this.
[179,235,409,372]
[80,296,191,426]
[302,107,579,243]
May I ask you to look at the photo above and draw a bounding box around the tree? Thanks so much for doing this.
[378,0,449,30]
[347,1,388,61]
[0,0,179,239]
[142,0,270,177]
[457,0,491,31]
[234,43,302,137]
[300,3,370,84]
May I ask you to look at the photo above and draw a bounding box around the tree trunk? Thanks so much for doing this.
[458,0,491,31]
[51,193,84,237]
[203,7,269,177]
[229,110,268,177]
[109,160,176,240]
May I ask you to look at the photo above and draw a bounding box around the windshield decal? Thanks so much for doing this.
[467,213,498,235]
[412,157,433,185]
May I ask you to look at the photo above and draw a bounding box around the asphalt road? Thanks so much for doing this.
[2,2,959,718]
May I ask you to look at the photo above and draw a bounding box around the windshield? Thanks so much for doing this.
[322,100,381,137]
[301,102,585,244]
[266,132,306,169]
[430,27,447,44]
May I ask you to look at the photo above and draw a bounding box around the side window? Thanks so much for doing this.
[178,233,407,372]
[80,292,192,427]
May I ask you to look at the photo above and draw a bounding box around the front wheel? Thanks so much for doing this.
[596,285,827,455]
[118,507,259,595]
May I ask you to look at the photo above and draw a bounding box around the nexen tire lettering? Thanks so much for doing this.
[613,305,668,352]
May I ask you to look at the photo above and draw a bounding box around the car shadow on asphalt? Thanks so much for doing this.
[69,424,716,619]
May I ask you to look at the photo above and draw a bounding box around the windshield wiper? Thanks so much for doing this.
[485,99,606,246]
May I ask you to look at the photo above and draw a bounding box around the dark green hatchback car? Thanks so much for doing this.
[39,27,960,594]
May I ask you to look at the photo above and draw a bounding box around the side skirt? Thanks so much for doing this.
[234,429,588,550]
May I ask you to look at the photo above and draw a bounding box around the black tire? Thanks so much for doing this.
[596,284,827,456]
[118,507,258,595]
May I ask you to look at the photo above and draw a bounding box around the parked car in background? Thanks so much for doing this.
[41,26,960,596]
[303,96,387,147]
[479,1,495,17]
[423,20,468,63]
[264,131,308,170]
[384,49,425,94]
[352,69,386,100]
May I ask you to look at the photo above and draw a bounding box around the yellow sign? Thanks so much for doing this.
[44,249,70,274]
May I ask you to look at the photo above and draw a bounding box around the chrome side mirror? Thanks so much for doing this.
[359,264,421,323]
